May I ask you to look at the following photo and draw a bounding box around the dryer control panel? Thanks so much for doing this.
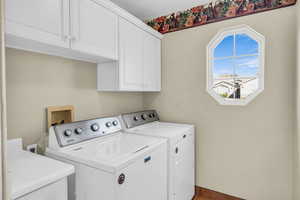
[122,110,159,129]
[53,117,122,147]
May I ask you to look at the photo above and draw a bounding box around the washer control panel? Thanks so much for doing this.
[54,117,121,147]
[122,110,159,129]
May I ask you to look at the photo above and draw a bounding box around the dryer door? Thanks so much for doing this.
[174,132,195,200]
[116,143,167,200]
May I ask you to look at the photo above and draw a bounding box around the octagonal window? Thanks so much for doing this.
[207,25,265,106]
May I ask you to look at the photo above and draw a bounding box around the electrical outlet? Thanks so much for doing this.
[26,144,38,154]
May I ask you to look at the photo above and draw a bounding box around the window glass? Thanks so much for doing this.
[213,59,234,79]
[236,34,258,56]
[213,35,234,58]
[213,58,235,98]
[235,56,259,77]
[208,26,264,105]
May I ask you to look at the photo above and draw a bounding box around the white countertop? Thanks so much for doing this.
[7,139,75,199]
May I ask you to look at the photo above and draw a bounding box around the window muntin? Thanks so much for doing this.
[207,26,264,105]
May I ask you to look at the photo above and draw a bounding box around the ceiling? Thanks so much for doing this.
[110,0,210,20]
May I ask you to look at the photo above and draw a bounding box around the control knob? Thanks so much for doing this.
[112,120,118,126]
[75,128,83,135]
[133,116,139,121]
[64,129,73,137]
[106,122,112,128]
[91,123,100,132]
[141,114,147,120]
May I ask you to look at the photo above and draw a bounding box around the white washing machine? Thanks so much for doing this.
[46,116,168,200]
[121,110,195,200]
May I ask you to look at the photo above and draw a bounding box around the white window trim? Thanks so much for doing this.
[207,25,265,106]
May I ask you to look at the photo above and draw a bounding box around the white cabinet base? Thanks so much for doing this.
[15,178,67,200]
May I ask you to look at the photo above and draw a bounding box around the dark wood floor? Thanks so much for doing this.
[193,187,244,200]
[193,192,214,200]
[193,195,212,200]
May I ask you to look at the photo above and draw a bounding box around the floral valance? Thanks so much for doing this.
[146,0,297,34]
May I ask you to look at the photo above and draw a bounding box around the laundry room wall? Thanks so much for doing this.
[6,48,144,149]
[296,2,300,200]
[143,6,297,200]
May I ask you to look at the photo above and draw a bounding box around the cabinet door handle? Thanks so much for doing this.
[183,134,186,139]
[175,147,179,154]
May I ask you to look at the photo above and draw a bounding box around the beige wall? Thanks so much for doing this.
[5,48,144,149]
[0,0,7,199]
[296,2,300,200]
[143,7,297,200]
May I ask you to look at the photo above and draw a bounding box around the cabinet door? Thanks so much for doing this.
[16,178,68,200]
[174,133,195,200]
[116,144,167,200]
[6,0,69,48]
[143,33,161,91]
[119,18,144,91]
[70,0,118,60]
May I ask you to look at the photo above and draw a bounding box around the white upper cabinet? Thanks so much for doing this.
[70,0,118,60]
[6,0,70,48]
[5,0,119,63]
[6,0,162,92]
[119,18,144,91]
[97,18,161,92]
[143,33,161,91]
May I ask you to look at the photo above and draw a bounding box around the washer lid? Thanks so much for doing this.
[49,132,166,173]
[127,122,194,139]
